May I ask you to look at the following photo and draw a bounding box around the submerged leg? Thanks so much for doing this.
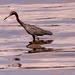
[32,35,35,42]
[35,35,39,41]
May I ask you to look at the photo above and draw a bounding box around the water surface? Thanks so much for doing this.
[0,0,75,75]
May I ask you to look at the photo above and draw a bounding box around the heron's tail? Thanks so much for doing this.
[45,30,53,35]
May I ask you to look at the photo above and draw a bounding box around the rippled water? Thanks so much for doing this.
[0,0,75,75]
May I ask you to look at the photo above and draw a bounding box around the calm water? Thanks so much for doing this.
[0,0,75,75]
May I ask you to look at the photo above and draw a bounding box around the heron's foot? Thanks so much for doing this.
[29,41,33,44]
[33,40,36,42]
[37,38,39,41]
[35,35,39,41]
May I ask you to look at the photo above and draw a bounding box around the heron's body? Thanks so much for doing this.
[4,11,53,42]
[24,24,52,36]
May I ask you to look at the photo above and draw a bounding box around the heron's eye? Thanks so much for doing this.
[11,13,13,15]
[10,13,14,15]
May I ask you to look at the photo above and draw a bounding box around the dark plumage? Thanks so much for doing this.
[4,11,53,42]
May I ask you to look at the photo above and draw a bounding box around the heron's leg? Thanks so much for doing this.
[35,35,39,41]
[32,35,35,42]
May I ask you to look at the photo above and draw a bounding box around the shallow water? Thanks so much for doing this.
[0,0,75,75]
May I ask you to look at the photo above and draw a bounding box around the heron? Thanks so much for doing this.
[4,11,53,42]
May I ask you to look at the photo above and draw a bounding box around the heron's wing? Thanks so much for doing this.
[25,25,52,35]
[26,25,45,35]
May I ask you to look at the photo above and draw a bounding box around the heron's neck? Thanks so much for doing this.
[15,14,26,27]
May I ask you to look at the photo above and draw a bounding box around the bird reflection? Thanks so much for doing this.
[8,63,22,68]
[26,40,53,53]
[4,40,53,69]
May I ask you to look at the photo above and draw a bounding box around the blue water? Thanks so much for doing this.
[0,0,75,75]
[0,0,75,4]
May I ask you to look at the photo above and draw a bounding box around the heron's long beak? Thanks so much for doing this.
[4,15,11,20]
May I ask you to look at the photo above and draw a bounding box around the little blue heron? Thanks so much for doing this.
[4,11,53,42]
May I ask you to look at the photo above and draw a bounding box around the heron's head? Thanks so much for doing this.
[4,11,17,20]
